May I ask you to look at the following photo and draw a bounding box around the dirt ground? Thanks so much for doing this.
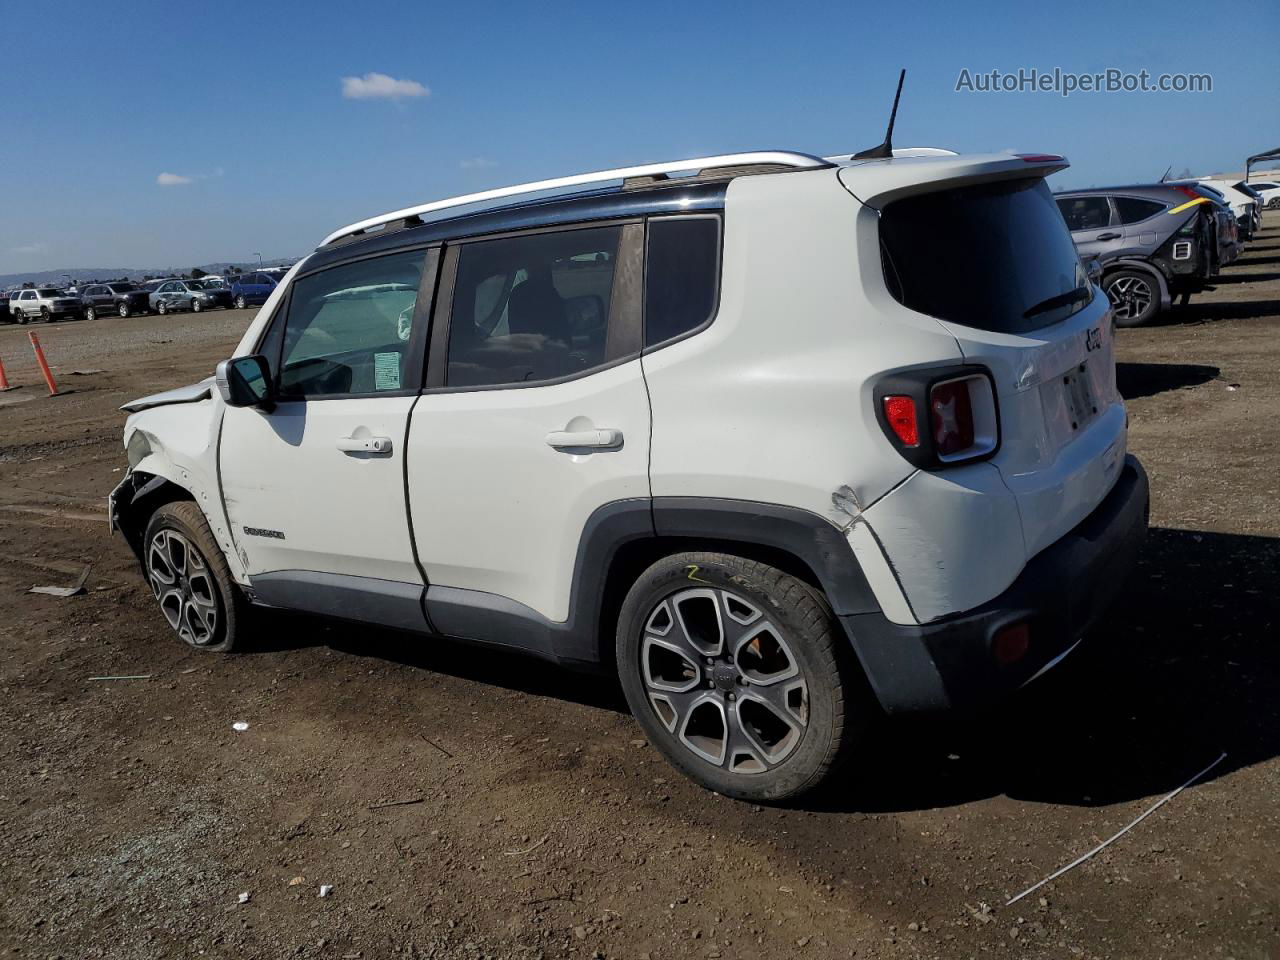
[1,222,1278,960]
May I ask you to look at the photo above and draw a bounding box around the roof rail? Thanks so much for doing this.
[320,151,830,246]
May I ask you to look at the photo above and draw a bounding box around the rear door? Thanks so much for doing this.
[1056,194,1126,262]
[406,222,650,626]
[218,246,437,609]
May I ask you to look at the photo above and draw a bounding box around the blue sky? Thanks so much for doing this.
[3,0,1276,274]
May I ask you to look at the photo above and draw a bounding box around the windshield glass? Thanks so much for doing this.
[37,288,63,297]
[108,283,137,293]
[879,177,1089,334]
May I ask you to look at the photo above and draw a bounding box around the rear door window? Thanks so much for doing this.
[644,216,720,347]
[880,177,1089,334]
[1113,197,1166,224]
[445,226,622,388]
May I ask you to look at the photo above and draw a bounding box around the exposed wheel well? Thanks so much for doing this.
[114,473,196,567]
[594,536,826,671]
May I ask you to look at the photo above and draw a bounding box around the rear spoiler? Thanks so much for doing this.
[836,152,1070,210]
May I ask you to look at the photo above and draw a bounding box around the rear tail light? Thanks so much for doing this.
[992,622,1030,665]
[874,367,1000,469]
[882,395,919,447]
[1173,185,1201,201]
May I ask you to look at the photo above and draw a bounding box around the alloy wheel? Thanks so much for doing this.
[640,587,808,776]
[147,528,220,646]
[118,302,130,317]
[85,306,96,322]
[1106,275,1152,321]
[235,295,246,309]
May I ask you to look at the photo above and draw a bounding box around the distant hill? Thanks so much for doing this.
[0,257,299,289]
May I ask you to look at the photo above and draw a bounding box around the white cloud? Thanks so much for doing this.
[157,172,193,186]
[341,72,430,101]
[10,242,48,255]
[460,157,498,170]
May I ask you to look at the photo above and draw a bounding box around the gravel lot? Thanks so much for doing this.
[1,221,1277,959]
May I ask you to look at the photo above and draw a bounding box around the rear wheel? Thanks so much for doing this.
[617,552,864,802]
[192,298,203,313]
[157,300,168,315]
[118,301,131,318]
[1268,197,1280,210]
[143,501,247,653]
[1104,270,1160,327]
[40,306,51,322]
[84,306,97,322]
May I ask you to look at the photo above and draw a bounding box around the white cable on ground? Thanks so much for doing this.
[1006,751,1228,906]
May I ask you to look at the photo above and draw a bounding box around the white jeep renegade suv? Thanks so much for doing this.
[111,149,1148,801]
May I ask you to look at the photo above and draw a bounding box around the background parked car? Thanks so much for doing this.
[228,271,278,309]
[149,279,232,314]
[80,282,151,319]
[1055,184,1224,326]
[1245,180,1280,209]
[9,287,83,323]
[1180,178,1261,239]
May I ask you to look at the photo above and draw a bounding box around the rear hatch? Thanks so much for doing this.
[844,157,1127,563]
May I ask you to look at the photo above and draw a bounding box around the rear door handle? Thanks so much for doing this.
[337,435,393,455]
[1096,232,1122,241]
[545,428,622,449]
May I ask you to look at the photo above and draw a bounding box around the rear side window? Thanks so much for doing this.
[277,249,425,398]
[1113,197,1166,224]
[1055,196,1112,231]
[446,226,621,388]
[644,216,720,347]
[881,178,1089,334]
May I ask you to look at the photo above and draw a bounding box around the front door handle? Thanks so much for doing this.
[1096,232,1122,241]
[337,435,393,455]
[545,428,622,450]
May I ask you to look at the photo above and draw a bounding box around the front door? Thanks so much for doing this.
[218,246,436,597]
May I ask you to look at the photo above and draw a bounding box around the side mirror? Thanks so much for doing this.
[215,355,274,408]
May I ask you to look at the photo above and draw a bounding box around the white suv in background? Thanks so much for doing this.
[110,148,1148,801]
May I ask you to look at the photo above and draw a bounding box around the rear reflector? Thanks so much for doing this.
[993,623,1030,665]
[929,379,976,456]
[882,395,919,447]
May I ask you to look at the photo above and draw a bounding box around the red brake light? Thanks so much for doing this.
[992,622,1030,665]
[882,395,919,447]
[930,380,976,456]
[1174,185,1201,201]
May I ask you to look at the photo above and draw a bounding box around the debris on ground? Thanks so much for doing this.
[29,564,91,597]
[319,885,334,898]
[232,722,249,732]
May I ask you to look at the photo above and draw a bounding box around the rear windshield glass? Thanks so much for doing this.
[879,177,1089,334]
[38,289,63,297]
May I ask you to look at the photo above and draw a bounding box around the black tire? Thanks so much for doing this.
[617,552,864,802]
[118,301,131,318]
[157,300,168,315]
[1103,269,1161,327]
[234,295,246,310]
[40,306,51,322]
[1267,197,1279,211]
[84,306,96,322]
[191,298,203,313]
[142,501,248,653]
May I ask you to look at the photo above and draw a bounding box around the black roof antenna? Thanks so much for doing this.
[853,69,906,160]
[1159,165,1172,182]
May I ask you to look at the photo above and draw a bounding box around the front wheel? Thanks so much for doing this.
[143,501,248,653]
[118,302,131,318]
[617,552,863,802]
[234,295,246,310]
[40,306,51,322]
[84,306,97,322]
[191,298,203,313]
[157,301,168,315]
[1104,270,1160,327]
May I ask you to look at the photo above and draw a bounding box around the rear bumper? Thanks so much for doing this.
[843,455,1149,713]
